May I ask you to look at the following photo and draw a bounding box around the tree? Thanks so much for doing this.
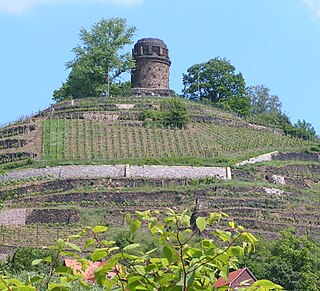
[0,209,281,290]
[247,85,282,115]
[243,229,320,290]
[53,18,136,101]
[182,57,250,116]
[161,98,189,128]
[140,97,189,129]
[284,119,316,141]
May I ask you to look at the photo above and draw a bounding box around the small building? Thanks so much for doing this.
[213,267,257,290]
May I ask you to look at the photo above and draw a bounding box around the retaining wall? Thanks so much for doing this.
[0,208,79,226]
[0,165,231,182]
[0,209,27,226]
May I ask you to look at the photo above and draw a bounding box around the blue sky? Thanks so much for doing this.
[0,0,320,133]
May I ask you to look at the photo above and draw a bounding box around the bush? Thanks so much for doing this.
[140,97,189,129]
[1,247,58,274]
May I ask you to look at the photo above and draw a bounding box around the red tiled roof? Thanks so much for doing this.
[213,267,248,288]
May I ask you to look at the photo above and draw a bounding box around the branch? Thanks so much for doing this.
[119,251,155,291]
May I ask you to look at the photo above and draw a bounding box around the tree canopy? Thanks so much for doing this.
[141,98,189,129]
[243,229,320,291]
[247,85,282,115]
[284,119,316,141]
[53,18,136,101]
[182,57,250,116]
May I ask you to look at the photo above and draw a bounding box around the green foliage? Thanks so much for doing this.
[1,247,58,274]
[247,85,282,115]
[109,81,132,97]
[245,112,291,130]
[141,97,189,129]
[219,94,251,117]
[114,230,136,250]
[182,57,250,116]
[0,158,33,171]
[284,119,316,141]
[161,97,190,128]
[0,209,281,290]
[243,229,320,290]
[53,18,136,101]
[308,143,320,152]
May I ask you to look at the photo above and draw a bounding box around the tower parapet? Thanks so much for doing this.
[131,38,173,96]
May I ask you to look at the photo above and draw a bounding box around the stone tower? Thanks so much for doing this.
[131,38,173,96]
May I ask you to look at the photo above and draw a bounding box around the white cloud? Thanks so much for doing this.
[0,0,143,14]
[302,0,320,20]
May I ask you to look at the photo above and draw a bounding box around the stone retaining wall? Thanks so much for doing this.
[237,151,320,166]
[126,165,230,179]
[0,165,231,182]
[236,151,278,166]
[274,152,320,162]
[25,209,79,225]
[0,208,79,226]
[0,209,27,226]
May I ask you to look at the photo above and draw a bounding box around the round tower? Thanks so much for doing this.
[131,38,173,96]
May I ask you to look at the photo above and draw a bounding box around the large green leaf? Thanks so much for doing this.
[123,243,141,251]
[196,217,207,232]
[92,225,108,234]
[65,241,81,252]
[91,249,108,261]
[163,245,178,262]
[130,219,141,234]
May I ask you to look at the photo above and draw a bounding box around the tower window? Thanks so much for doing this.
[152,46,160,55]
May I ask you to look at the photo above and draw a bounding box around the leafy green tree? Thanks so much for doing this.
[53,18,136,101]
[161,98,189,128]
[141,97,189,129]
[247,85,282,115]
[284,119,316,141]
[246,111,292,129]
[182,57,250,116]
[243,229,320,290]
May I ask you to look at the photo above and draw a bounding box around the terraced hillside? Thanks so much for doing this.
[0,97,313,167]
[0,96,319,250]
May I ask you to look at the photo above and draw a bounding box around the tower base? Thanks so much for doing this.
[131,88,174,97]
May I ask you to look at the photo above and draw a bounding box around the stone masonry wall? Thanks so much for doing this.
[0,209,27,226]
[126,165,230,179]
[0,165,231,182]
[132,59,169,89]
[25,209,79,225]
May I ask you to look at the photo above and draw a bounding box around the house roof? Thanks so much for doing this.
[213,267,256,288]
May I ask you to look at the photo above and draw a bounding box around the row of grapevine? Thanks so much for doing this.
[42,118,311,161]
